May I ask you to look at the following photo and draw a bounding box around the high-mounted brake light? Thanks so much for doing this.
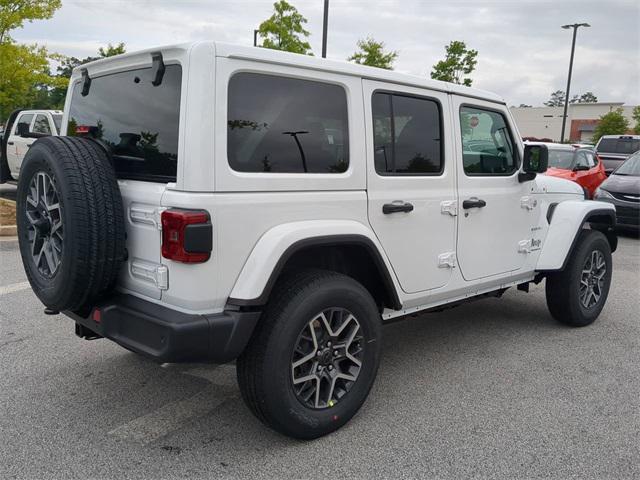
[161,209,212,263]
[76,125,91,135]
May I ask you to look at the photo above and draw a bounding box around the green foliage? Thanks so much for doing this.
[0,0,61,43]
[98,42,125,58]
[544,90,598,107]
[592,108,630,143]
[632,106,640,134]
[430,40,478,86]
[347,37,398,70]
[0,42,64,120]
[257,0,312,55]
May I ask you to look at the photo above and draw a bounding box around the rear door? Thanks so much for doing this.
[65,63,184,300]
[364,80,457,294]
[451,97,534,281]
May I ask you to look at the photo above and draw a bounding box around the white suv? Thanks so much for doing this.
[0,109,63,182]
[15,43,617,439]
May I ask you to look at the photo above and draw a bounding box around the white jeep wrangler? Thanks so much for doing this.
[16,42,616,439]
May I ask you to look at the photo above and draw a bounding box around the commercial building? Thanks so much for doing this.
[510,102,637,143]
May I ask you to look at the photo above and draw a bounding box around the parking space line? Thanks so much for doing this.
[108,364,238,445]
[0,281,31,296]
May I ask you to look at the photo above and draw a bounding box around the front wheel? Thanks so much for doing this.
[237,270,381,439]
[545,229,612,327]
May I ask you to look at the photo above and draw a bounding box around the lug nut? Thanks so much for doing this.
[334,350,339,356]
[327,341,332,347]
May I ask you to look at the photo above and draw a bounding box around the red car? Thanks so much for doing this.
[535,143,607,198]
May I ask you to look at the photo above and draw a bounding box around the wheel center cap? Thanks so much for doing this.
[319,349,332,365]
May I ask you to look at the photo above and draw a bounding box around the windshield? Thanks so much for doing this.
[52,114,62,133]
[547,149,575,169]
[597,138,640,154]
[614,152,640,176]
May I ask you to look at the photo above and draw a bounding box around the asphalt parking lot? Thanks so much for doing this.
[1,234,639,479]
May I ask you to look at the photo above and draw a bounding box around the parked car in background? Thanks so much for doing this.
[571,143,594,149]
[0,109,63,182]
[594,150,640,231]
[595,135,640,174]
[530,142,607,198]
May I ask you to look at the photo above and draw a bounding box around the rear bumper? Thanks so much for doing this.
[64,294,260,363]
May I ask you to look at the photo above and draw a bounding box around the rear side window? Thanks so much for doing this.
[597,138,640,154]
[33,114,51,135]
[372,92,443,175]
[459,106,518,175]
[67,65,182,182]
[227,73,349,173]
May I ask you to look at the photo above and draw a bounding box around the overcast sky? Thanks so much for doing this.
[12,0,640,106]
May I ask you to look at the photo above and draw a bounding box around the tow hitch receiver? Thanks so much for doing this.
[75,323,102,340]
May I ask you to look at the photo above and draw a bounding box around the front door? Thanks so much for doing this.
[364,80,457,294]
[451,98,534,281]
[6,113,35,177]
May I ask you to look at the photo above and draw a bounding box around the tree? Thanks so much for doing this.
[578,91,598,103]
[592,108,630,143]
[0,42,65,119]
[545,90,598,106]
[0,0,61,44]
[257,0,312,55]
[430,40,478,86]
[632,106,640,134]
[98,42,125,58]
[544,90,566,107]
[347,37,398,70]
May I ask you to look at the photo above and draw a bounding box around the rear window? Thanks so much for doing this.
[547,149,575,169]
[227,72,349,173]
[597,138,640,155]
[67,65,182,182]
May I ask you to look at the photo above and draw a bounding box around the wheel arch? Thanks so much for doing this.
[537,201,616,272]
[227,221,402,311]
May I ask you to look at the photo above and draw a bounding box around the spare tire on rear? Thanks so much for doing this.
[16,136,125,314]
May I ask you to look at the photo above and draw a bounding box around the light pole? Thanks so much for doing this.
[253,29,259,47]
[560,22,590,142]
[321,0,329,58]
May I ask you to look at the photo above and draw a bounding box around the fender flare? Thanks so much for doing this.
[227,220,402,309]
[537,201,616,271]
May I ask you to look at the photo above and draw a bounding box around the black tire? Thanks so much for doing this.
[16,136,125,314]
[237,270,382,439]
[545,229,612,327]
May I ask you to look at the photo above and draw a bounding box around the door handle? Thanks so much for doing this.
[382,202,414,214]
[7,141,14,145]
[462,198,487,209]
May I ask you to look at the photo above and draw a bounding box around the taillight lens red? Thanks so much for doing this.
[161,209,211,263]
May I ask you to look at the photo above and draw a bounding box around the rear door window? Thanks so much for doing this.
[33,114,51,135]
[597,138,640,154]
[227,72,349,173]
[67,65,182,182]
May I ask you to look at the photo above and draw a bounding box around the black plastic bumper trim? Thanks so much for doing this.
[65,294,260,363]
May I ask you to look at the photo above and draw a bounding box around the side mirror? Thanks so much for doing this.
[519,144,548,182]
[16,122,30,137]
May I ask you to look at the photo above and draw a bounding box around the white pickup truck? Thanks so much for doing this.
[0,109,63,182]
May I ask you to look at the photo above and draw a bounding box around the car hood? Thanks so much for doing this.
[601,174,640,195]
[544,167,575,180]
[535,174,583,195]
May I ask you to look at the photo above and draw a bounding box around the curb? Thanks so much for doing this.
[0,197,17,237]
[0,225,17,236]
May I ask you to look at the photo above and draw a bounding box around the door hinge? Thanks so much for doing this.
[438,251,457,268]
[130,205,165,230]
[130,260,169,290]
[518,239,532,254]
[520,196,538,211]
[440,200,458,216]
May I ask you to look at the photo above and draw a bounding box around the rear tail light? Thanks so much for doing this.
[161,209,212,263]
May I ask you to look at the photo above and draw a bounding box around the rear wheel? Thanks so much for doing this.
[237,270,381,439]
[545,230,612,327]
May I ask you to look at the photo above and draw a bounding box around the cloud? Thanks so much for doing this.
[12,0,640,106]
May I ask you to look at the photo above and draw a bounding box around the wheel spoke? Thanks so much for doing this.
[291,307,364,409]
